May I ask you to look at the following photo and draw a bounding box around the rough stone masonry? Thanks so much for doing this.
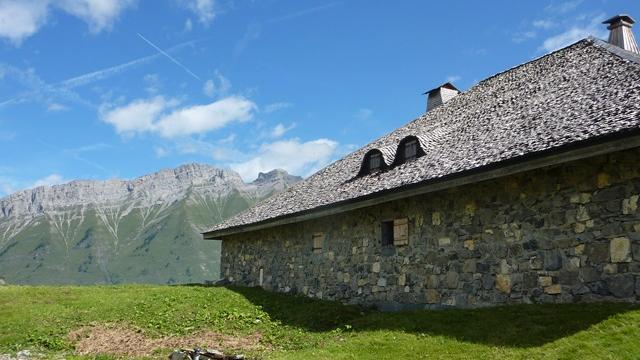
[221,148,640,308]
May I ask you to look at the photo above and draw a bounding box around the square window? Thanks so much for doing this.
[369,153,382,172]
[404,140,417,161]
[381,221,394,246]
[312,233,324,254]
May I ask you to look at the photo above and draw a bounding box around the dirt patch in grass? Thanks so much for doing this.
[68,324,264,357]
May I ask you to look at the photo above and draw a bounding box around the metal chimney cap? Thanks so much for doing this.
[603,14,635,27]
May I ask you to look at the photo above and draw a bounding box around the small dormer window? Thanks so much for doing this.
[369,153,382,172]
[404,139,417,162]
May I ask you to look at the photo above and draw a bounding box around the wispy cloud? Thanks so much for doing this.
[270,123,296,138]
[539,14,607,52]
[267,2,339,23]
[544,0,583,14]
[37,139,110,173]
[32,173,66,188]
[513,30,537,43]
[178,0,215,26]
[47,103,67,112]
[355,108,373,120]
[532,19,554,30]
[143,73,161,94]
[234,22,262,57]
[203,71,231,98]
[445,75,462,83]
[230,138,340,181]
[0,38,199,109]
[154,146,170,158]
[263,102,293,113]
[137,33,201,81]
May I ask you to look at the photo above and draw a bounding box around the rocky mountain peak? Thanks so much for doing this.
[0,164,300,220]
[252,169,302,186]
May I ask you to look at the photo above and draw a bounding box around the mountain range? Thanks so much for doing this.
[0,164,301,284]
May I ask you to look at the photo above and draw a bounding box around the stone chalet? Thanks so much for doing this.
[204,15,640,309]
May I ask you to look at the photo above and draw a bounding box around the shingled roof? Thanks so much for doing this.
[204,37,640,238]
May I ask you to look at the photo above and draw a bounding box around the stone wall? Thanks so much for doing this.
[220,148,640,308]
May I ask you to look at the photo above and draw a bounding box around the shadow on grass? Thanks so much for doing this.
[189,284,639,348]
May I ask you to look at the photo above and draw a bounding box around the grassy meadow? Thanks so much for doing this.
[0,285,638,359]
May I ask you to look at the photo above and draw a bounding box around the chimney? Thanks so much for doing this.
[603,14,639,54]
[424,82,460,112]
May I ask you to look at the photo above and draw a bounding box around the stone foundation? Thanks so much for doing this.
[220,148,640,308]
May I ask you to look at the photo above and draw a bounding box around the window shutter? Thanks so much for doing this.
[312,233,324,254]
[393,218,409,246]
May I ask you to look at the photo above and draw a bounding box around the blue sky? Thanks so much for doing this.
[0,0,638,196]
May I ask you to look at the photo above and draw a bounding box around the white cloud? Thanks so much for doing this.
[157,97,254,137]
[57,0,136,33]
[263,102,293,113]
[32,173,66,188]
[539,15,607,52]
[0,0,49,45]
[100,96,168,136]
[0,0,135,45]
[270,123,295,138]
[100,96,256,138]
[230,138,339,181]
[179,0,215,26]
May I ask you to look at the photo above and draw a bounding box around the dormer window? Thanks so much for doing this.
[393,136,425,167]
[369,153,382,172]
[404,139,418,162]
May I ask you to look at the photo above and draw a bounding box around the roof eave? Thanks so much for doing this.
[203,129,640,240]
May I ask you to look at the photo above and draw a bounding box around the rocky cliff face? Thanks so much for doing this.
[0,164,301,285]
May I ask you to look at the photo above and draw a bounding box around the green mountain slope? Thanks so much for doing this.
[0,165,300,285]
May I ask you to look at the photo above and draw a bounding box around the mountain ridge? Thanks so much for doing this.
[0,164,301,285]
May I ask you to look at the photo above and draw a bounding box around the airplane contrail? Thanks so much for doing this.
[137,33,201,81]
[0,38,201,108]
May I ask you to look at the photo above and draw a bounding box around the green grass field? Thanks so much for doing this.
[0,285,638,359]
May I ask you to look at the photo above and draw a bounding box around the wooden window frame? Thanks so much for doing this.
[369,152,382,172]
[404,139,418,162]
